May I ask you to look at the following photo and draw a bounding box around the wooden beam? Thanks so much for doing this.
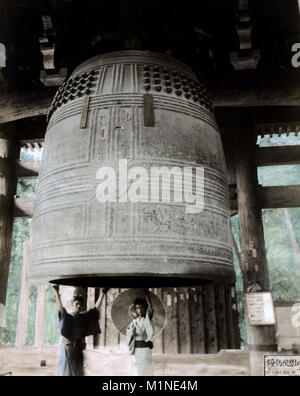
[14,197,35,218]
[259,186,300,209]
[230,185,300,211]
[0,89,55,125]
[212,86,300,108]
[208,70,300,108]
[217,107,300,134]
[17,160,40,178]
[256,122,300,137]
[20,140,44,151]
[17,116,47,141]
[255,146,300,166]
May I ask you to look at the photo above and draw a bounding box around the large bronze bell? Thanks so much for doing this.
[30,51,234,287]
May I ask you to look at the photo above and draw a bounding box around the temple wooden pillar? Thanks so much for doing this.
[15,239,31,347]
[35,285,46,348]
[0,125,18,345]
[233,112,277,353]
[86,288,96,349]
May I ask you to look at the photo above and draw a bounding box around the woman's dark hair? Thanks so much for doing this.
[134,298,148,310]
[72,295,84,304]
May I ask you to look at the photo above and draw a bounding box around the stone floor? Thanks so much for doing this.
[0,347,250,376]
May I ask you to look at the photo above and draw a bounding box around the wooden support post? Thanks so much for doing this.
[0,126,18,345]
[94,288,105,349]
[234,113,277,352]
[15,239,31,347]
[203,284,218,354]
[86,288,95,350]
[14,197,35,218]
[189,287,206,354]
[162,288,179,354]
[118,288,127,351]
[174,288,181,354]
[224,285,235,349]
[177,287,192,354]
[225,285,241,349]
[152,288,164,355]
[104,289,120,350]
[215,284,229,350]
[34,285,46,348]
[16,160,40,178]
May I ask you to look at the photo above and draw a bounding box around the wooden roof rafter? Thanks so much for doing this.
[256,122,300,138]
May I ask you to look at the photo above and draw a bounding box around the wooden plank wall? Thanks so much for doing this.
[215,285,229,350]
[189,287,206,353]
[88,285,241,354]
[203,284,218,353]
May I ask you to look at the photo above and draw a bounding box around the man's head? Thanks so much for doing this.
[71,296,84,314]
[134,298,148,318]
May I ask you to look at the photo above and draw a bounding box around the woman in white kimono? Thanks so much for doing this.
[127,289,154,376]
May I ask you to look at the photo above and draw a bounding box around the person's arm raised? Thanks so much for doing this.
[52,284,64,314]
[95,288,109,310]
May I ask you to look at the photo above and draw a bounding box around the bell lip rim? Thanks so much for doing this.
[36,273,236,288]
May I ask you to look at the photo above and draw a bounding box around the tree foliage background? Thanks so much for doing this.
[4,149,59,345]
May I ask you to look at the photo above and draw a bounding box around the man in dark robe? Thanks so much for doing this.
[53,285,108,376]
